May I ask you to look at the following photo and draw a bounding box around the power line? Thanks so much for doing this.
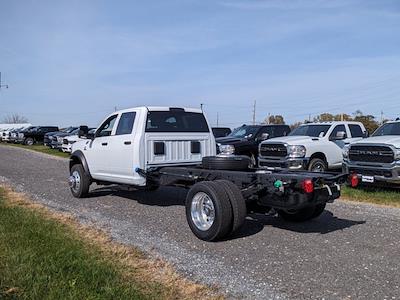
[252,100,256,125]
[0,72,9,90]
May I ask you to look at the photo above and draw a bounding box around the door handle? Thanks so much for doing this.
[101,142,108,146]
[124,141,131,145]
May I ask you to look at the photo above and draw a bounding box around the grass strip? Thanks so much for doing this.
[0,187,217,300]
[2,143,70,158]
[341,186,400,208]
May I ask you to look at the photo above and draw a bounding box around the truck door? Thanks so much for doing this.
[84,114,118,179]
[329,124,349,166]
[106,111,137,183]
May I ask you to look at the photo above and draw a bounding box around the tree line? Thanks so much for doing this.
[263,110,384,133]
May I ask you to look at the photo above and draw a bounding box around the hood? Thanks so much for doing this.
[264,135,322,145]
[65,134,79,142]
[351,135,400,148]
[216,136,248,145]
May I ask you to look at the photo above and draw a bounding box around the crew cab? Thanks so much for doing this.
[217,124,291,166]
[68,107,355,241]
[259,121,367,172]
[22,126,59,145]
[343,120,400,186]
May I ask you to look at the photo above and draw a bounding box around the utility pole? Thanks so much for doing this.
[0,72,9,90]
[216,112,219,127]
[114,106,117,112]
[200,103,204,111]
[380,111,384,124]
[252,100,256,125]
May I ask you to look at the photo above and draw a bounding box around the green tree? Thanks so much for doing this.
[265,115,285,124]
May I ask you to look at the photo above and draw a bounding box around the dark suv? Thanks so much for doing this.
[23,126,59,145]
[216,124,291,166]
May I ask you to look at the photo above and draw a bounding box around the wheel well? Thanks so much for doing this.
[69,155,81,170]
[309,152,327,163]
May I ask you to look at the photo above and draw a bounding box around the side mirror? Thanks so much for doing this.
[78,125,89,138]
[333,131,346,140]
[260,133,270,141]
[363,131,369,138]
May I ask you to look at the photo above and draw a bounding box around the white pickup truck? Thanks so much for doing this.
[69,107,354,241]
[343,120,400,186]
[258,121,367,172]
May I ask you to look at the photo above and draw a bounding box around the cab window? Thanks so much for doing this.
[96,115,118,137]
[329,125,347,140]
[116,112,136,135]
[349,124,364,137]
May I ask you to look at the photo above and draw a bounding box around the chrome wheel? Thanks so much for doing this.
[69,170,81,194]
[190,192,215,231]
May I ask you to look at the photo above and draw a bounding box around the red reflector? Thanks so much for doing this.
[350,173,359,188]
[302,179,314,193]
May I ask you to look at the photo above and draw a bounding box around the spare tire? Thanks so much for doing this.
[202,155,250,171]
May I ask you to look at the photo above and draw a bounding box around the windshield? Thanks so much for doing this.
[289,124,331,137]
[372,122,400,136]
[228,126,260,139]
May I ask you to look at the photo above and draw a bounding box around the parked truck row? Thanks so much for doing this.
[3,108,399,240]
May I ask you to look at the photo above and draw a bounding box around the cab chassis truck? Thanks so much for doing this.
[68,107,357,241]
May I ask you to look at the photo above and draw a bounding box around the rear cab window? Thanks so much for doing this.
[145,110,209,132]
[349,124,364,137]
[116,112,136,135]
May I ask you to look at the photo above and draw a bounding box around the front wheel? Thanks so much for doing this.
[69,164,91,198]
[24,137,34,146]
[308,158,327,172]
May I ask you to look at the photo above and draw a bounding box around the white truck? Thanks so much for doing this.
[258,121,367,172]
[69,107,354,241]
[343,120,400,186]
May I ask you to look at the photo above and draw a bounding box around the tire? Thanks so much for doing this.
[202,156,250,171]
[24,137,34,146]
[311,203,326,218]
[69,164,91,198]
[278,205,317,222]
[215,180,247,234]
[185,181,233,241]
[308,158,327,172]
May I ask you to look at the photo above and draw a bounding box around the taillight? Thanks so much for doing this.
[302,179,314,194]
[349,173,359,188]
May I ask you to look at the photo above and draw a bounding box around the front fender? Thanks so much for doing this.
[70,150,91,177]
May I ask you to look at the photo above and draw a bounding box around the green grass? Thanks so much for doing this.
[0,189,160,300]
[2,143,70,158]
[342,186,400,207]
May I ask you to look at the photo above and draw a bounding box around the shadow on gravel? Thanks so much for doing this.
[231,210,366,238]
[89,186,366,238]
[89,186,187,206]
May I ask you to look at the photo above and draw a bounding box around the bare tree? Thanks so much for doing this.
[2,113,29,124]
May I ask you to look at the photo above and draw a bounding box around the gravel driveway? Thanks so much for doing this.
[1,145,399,299]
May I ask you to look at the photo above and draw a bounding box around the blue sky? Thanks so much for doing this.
[1,0,400,127]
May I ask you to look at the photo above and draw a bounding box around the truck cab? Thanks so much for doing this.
[259,121,366,172]
[216,124,291,166]
[70,107,216,187]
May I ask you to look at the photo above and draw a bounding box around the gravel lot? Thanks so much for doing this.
[1,144,399,299]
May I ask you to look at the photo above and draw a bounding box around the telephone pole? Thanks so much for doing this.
[0,72,9,90]
[252,100,256,125]
[380,111,384,124]
[216,112,219,127]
